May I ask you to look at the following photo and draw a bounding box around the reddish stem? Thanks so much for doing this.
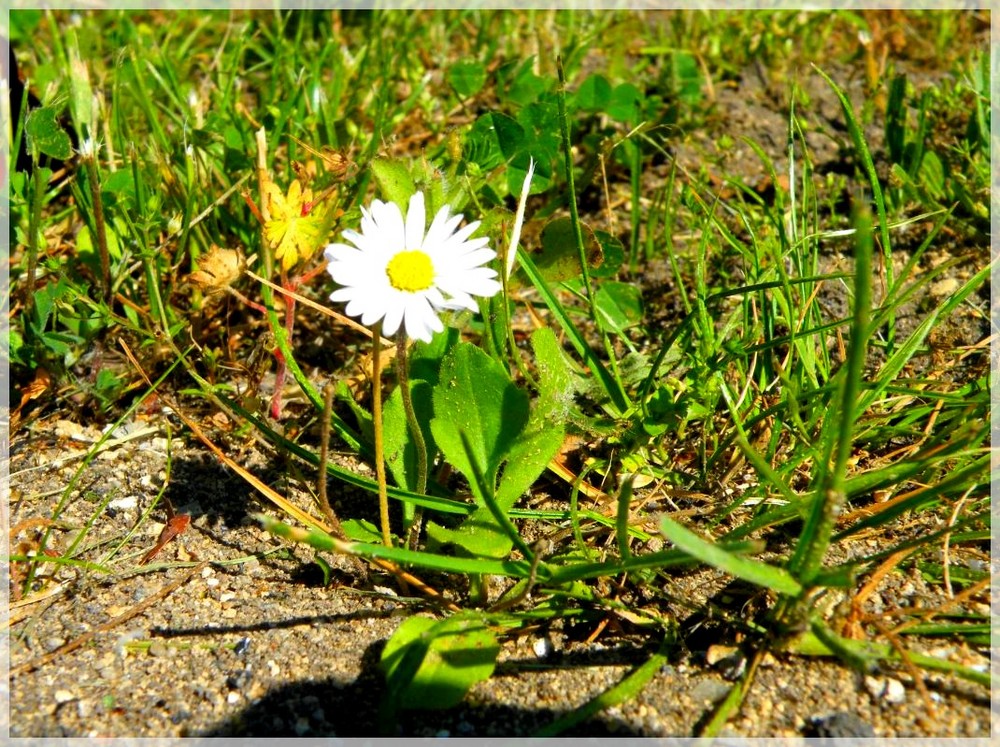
[268,273,296,419]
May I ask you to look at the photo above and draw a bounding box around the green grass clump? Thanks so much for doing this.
[8,8,990,736]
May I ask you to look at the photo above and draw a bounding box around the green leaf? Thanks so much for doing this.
[521,216,603,285]
[10,9,43,41]
[430,397,564,559]
[608,83,643,122]
[6,327,27,367]
[590,230,625,278]
[408,327,457,385]
[75,221,123,263]
[918,150,946,201]
[431,342,528,499]
[25,107,73,161]
[342,518,382,543]
[495,414,564,516]
[516,248,631,417]
[371,158,416,208]
[381,612,499,712]
[531,326,576,419]
[671,51,702,105]
[382,379,436,493]
[660,515,802,596]
[67,28,94,131]
[574,74,612,111]
[427,342,548,560]
[500,56,553,105]
[595,281,643,333]
[448,61,487,98]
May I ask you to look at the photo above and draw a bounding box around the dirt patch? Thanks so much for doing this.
[7,421,991,738]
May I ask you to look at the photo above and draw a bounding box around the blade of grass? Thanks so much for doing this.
[516,248,629,415]
[258,515,535,579]
[533,634,674,737]
[660,516,802,596]
[815,65,893,351]
[787,203,873,585]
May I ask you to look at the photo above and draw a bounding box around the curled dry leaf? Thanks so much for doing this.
[188,246,246,294]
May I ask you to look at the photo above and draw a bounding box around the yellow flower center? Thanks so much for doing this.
[386,250,435,292]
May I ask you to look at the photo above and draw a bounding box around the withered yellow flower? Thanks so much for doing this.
[263,179,337,272]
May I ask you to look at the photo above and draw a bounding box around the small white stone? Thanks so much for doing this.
[864,675,884,698]
[109,495,138,510]
[883,677,905,703]
[268,659,280,676]
[533,637,553,658]
[227,691,241,705]
[54,689,74,704]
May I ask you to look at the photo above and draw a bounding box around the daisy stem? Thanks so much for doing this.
[371,322,392,548]
[396,334,427,549]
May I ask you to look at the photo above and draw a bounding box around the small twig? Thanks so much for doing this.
[941,492,970,599]
[871,619,937,719]
[10,560,209,678]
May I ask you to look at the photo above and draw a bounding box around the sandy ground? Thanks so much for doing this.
[6,423,991,738]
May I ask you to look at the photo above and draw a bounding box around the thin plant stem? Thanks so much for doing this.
[555,56,596,315]
[395,334,428,495]
[371,322,392,547]
[396,334,427,550]
[23,155,46,336]
[317,383,346,539]
[83,150,112,304]
[500,268,535,387]
[268,272,296,419]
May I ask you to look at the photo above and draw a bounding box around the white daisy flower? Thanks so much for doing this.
[324,191,501,342]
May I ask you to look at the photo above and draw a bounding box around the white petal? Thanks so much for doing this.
[381,294,407,337]
[371,199,405,250]
[456,273,502,298]
[403,297,443,342]
[450,247,496,269]
[324,242,359,263]
[438,290,477,311]
[405,191,427,250]
[425,206,463,247]
[447,219,482,247]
